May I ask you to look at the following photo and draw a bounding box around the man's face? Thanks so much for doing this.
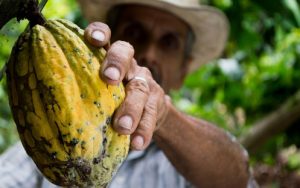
[111,5,192,93]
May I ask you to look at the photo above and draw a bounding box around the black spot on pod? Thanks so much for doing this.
[106,116,112,125]
[77,128,83,134]
[81,141,86,149]
[70,138,79,146]
[93,157,101,164]
[51,152,57,159]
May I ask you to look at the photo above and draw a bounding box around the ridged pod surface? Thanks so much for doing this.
[6,19,129,187]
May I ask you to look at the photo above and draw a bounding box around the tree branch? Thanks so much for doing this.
[239,90,300,153]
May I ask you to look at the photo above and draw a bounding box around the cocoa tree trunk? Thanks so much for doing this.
[0,0,39,29]
[239,90,300,153]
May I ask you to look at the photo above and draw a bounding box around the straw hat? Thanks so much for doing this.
[77,0,229,72]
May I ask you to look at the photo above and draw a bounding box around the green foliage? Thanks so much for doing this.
[0,19,28,153]
[287,152,300,171]
[174,25,300,133]
[0,78,18,153]
[173,0,300,165]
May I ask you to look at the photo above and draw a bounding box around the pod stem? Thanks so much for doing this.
[17,0,46,27]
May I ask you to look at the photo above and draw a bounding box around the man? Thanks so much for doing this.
[0,0,257,187]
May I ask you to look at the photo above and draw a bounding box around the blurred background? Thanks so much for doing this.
[0,0,300,187]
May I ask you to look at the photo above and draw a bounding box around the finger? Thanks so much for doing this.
[131,94,158,150]
[112,67,151,134]
[101,41,135,85]
[84,22,111,47]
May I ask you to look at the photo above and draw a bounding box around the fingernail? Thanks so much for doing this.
[104,67,120,81]
[92,30,105,42]
[118,115,133,130]
[133,136,144,149]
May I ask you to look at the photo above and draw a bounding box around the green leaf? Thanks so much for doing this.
[283,0,300,26]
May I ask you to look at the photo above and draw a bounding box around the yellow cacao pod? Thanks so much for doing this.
[6,19,129,187]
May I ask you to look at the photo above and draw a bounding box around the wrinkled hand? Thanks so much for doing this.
[84,22,170,150]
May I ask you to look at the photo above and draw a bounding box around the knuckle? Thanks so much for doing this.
[90,22,109,29]
[141,105,157,130]
[140,67,152,77]
[107,48,128,62]
[112,41,134,55]
[147,79,162,95]
[140,121,153,133]
[124,99,144,114]
[138,117,156,136]
[115,40,134,51]
[127,80,150,94]
[145,101,157,116]
[131,59,138,68]
[158,85,165,95]
[108,42,134,62]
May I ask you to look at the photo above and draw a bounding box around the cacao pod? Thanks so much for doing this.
[6,19,130,187]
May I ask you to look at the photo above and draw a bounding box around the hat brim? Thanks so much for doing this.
[77,0,229,72]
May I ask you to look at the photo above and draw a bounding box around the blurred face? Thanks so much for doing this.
[111,5,192,93]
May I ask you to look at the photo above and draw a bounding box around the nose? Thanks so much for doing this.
[136,44,162,84]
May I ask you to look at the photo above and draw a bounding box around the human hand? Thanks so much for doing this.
[84,22,170,150]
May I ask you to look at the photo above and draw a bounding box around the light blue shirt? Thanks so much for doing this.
[0,141,258,188]
[0,142,193,188]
